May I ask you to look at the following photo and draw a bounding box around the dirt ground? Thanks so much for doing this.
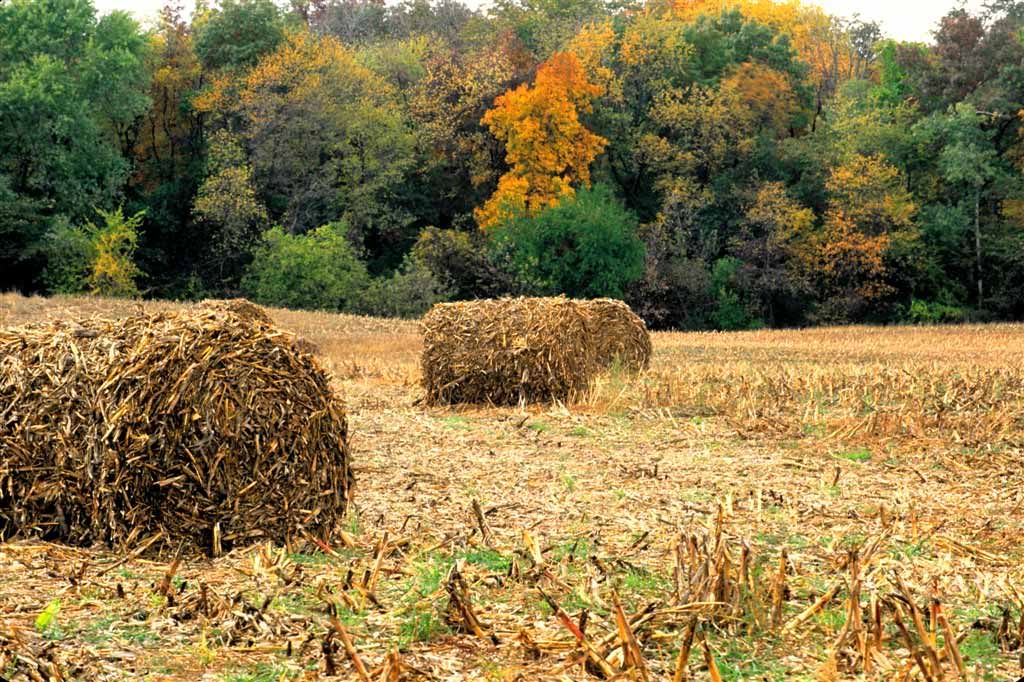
[1,293,1023,681]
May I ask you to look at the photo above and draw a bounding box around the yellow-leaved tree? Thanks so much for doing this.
[475,52,607,229]
[805,154,918,320]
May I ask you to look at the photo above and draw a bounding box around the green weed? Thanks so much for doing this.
[221,663,297,682]
[835,448,871,463]
[398,607,449,648]
[441,416,471,430]
[957,630,1001,679]
[460,548,511,573]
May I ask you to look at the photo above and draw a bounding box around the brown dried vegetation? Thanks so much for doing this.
[0,293,1022,681]
[421,297,650,406]
[0,303,351,556]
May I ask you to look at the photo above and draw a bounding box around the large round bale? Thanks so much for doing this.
[0,305,352,555]
[197,297,275,325]
[199,298,323,356]
[422,298,597,405]
[585,298,652,371]
[421,296,650,406]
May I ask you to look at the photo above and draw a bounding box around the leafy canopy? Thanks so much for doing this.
[489,184,645,298]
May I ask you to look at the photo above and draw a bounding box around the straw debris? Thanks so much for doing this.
[586,298,652,371]
[0,303,352,555]
[197,297,274,325]
[420,296,650,405]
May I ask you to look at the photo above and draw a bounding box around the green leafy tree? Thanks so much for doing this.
[0,0,149,291]
[192,130,269,285]
[927,104,1002,303]
[241,222,371,311]
[489,184,645,299]
[194,0,285,71]
[710,256,760,330]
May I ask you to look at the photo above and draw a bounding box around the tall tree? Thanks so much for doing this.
[476,51,607,228]
[0,0,150,291]
[194,0,285,71]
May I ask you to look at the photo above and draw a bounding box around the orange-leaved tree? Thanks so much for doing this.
[662,0,868,113]
[475,51,607,229]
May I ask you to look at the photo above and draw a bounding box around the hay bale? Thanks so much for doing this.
[420,296,650,405]
[199,298,320,356]
[198,297,274,325]
[0,305,352,555]
[421,297,595,405]
[585,298,652,371]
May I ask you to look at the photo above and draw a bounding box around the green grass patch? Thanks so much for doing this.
[621,568,670,596]
[957,630,1001,679]
[397,606,449,648]
[440,415,471,430]
[681,489,712,504]
[835,448,872,463]
[119,624,160,645]
[815,605,845,633]
[221,663,298,682]
[552,537,591,562]
[460,548,511,573]
[712,639,790,681]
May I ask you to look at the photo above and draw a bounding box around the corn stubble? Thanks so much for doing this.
[0,295,1022,680]
[0,303,352,555]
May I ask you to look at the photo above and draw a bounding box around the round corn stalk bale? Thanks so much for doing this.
[197,298,274,325]
[421,297,596,405]
[585,298,652,371]
[0,305,352,556]
[420,296,650,406]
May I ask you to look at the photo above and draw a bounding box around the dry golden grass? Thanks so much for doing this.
[1,293,1023,681]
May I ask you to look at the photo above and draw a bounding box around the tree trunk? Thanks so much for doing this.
[974,188,983,303]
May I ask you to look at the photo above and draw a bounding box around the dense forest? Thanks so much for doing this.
[2,0,1023,328]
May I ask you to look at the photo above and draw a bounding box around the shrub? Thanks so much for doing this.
[41,216,92,294]
[355,258,451,319]
[488,185,645,299]
[42,208,144,297]
[411,227,520,299]
[908,298,965,324]
[241,222,369,311]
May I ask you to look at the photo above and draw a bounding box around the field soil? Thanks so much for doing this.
[1,294,1023,681]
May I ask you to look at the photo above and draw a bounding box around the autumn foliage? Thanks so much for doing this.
[475,52,608,228]
[3,0,1024,326]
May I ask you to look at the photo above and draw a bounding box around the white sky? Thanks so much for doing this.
[96,0,988,43]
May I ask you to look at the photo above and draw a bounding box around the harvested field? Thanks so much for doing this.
[1,293,1023,681]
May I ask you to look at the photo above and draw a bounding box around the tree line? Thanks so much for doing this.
[2,0,1023,328]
